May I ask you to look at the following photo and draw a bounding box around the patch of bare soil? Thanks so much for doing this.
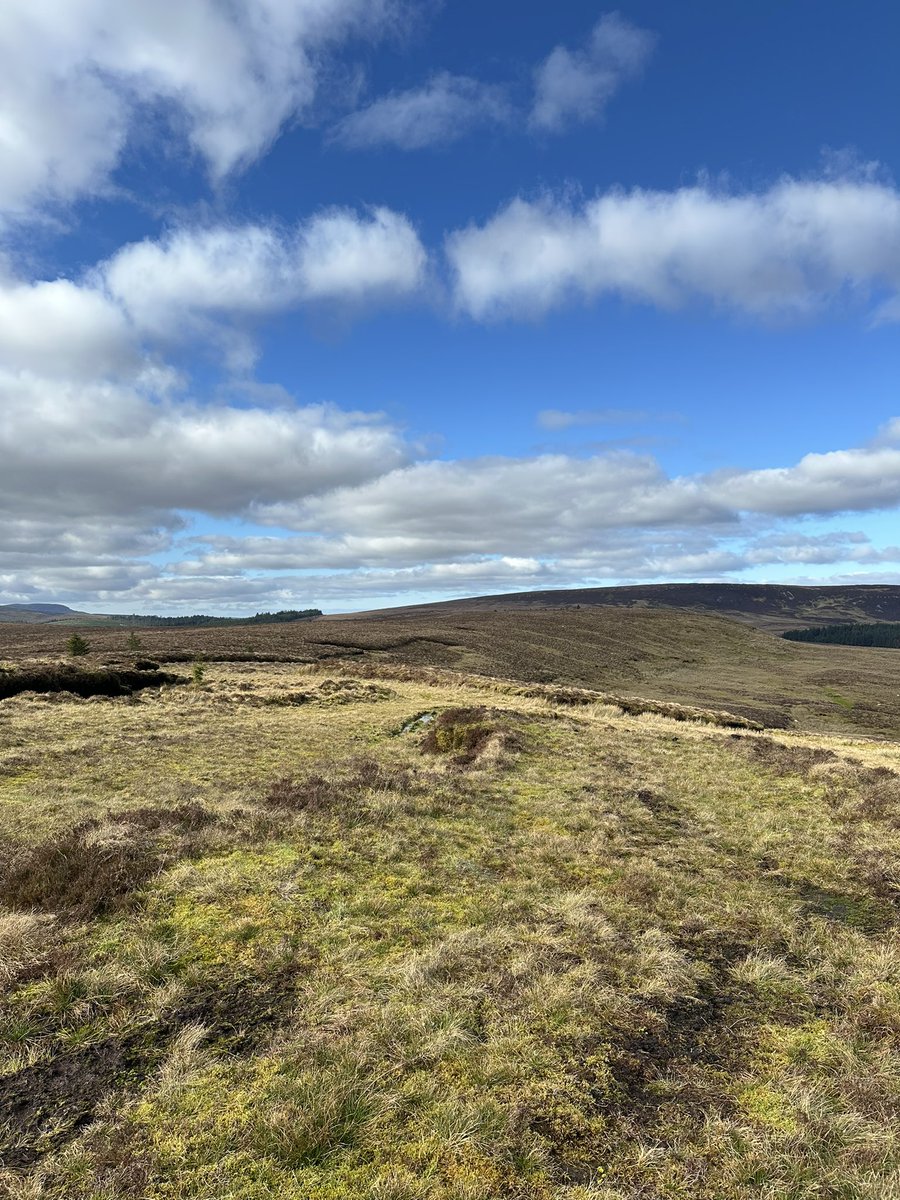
[0,1036,150,1167]
[728,734,839,775]
[528,935,751,1186]
[163,967,302,1055]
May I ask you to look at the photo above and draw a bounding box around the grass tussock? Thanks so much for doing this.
[421,707,522,765]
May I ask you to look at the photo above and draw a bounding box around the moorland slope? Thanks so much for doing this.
[1,657,900,1197]
[7,581,900,633]
[1,604,897,736]
[340,582,900,634]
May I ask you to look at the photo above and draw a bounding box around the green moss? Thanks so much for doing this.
[737,1083,798,1132]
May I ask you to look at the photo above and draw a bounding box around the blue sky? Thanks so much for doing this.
[1,0,899,613]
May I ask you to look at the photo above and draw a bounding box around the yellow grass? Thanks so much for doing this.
[1,658,900,1197]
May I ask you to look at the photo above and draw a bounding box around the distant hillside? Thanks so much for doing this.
[0,604,93,624]
[6,586,900,632]
[12,603,76,615]
[0,605,321,627]
[3,603,900,736]
[344,583,900,633]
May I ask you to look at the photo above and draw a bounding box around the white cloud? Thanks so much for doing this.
[297,207,428,301]
[705,444,900,517]
[0,272,138,378]
[264,453,731,549]
[0,0,400,218]
[88,522,900,613]
[0,371,407,521]
[0,207,426,382]
[209,426,900,585]
[102,207,428,338]
[447,176,900,320]
[5,351,900,602]
[331,12,652,151]
[331,72,511,150]
[537,408,679,430]
[530,12,655,133]
[743,531,900,566]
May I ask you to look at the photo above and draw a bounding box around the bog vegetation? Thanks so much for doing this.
[0,624,899,1198]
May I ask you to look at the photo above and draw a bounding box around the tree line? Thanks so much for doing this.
[783,622,900,648]
[108,609,322,628]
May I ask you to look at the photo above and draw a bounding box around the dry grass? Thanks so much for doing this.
[1,655,900,1196]
[2,603,899,737]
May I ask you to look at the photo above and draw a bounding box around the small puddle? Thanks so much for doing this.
[399,711,436,734]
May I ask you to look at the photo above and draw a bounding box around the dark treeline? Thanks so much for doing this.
[110,609,322,628]
[783,622,900,648]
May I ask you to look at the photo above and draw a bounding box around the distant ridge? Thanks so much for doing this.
[10,603,76,614]
[0,603,91,624]
[337,582,900,633]
[4,585,900,633]
[0,605,322,627]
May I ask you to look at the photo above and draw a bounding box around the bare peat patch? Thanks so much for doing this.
[0,664,183,701]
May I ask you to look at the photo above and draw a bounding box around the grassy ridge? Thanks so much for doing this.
[2,663,900,1196]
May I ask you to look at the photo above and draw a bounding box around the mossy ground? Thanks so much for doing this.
[2,663,900,1197]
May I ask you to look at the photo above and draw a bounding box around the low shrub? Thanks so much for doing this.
[263,757,417,813]
[421,707,507,765]
[0,805,214,918]
[0,825,158,917]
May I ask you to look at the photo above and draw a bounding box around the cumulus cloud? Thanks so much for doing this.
[7,386,900,610]
[3,258,900,612]
[164,425,900,603]
[102,207,428,338]
[530,12,655,133]
[0,371,407,522]
[331,73,511,150]
[124,523,900,614]
[447,176,900,320]
[262,453,731,549]
[705,443,900,517]
[0,206,427,384]
[0,0,400,218]
[0,272,138,378]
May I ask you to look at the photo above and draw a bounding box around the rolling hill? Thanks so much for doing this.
[1,602,898,737]
[6,582,900,632]
[338,582,900,633]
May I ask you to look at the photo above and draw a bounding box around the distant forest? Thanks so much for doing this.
[783,622,900,648]
[111,609,322,628]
